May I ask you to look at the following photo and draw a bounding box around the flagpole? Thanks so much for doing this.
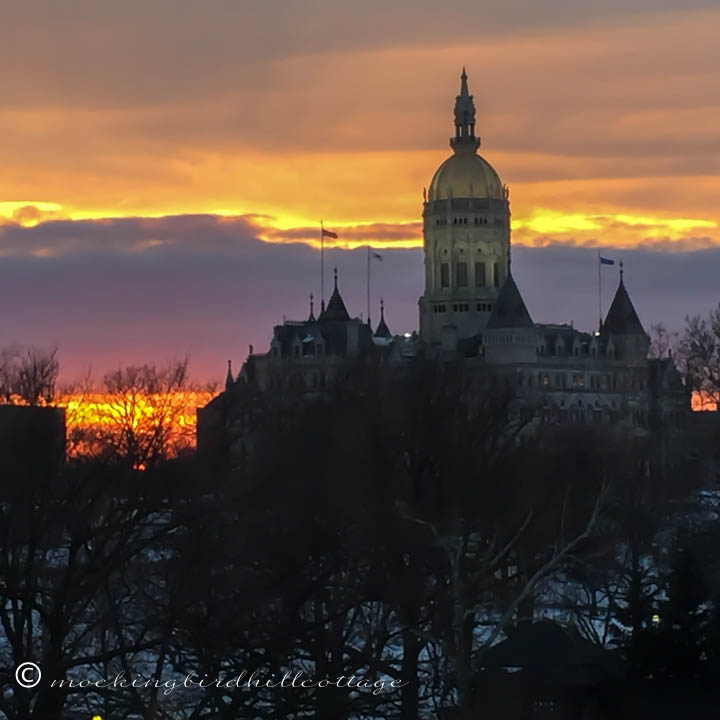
[597,250,602,332]
[367,245,371,326]
[320,220,325,310]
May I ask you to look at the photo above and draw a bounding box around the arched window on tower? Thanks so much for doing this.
[440,263,450,288]
[456,262,468,287]
[475,261,486,287]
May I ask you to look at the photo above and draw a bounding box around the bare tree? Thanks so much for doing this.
[373,364,615,720]
[0,461,182,720]
[0,345,59,405]
[676,304,720,409]
[0,347,15,402]
[649,323,678,360]
[92,359,192,468]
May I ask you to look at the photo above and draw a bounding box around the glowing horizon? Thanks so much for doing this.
[2,200,718,254]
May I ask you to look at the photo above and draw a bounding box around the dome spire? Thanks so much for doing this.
[450,67,480,153]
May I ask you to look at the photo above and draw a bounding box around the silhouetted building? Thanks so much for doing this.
[0,405,66,481]
[197,70,690,465]
[440,621,625,720]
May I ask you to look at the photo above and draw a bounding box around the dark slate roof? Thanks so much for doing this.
[320,286,351,322]
[486,272,534,330]
[481,621,624,685]
[603,277,645,335]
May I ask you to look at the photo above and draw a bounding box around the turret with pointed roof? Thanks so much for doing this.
[601,263,649,362]
[486,272,534,330]
[483,271,538,364]
[602,263,645,335]
[319,268,351,322]
[374,298,392,339]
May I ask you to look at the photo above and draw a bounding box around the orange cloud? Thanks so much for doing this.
[1,5,719,255]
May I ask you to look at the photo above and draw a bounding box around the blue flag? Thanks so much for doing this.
[600,256,615,265]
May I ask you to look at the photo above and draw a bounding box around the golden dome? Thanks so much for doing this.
[429,151,504,201]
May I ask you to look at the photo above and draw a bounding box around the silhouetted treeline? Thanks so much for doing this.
[1,362,719,720]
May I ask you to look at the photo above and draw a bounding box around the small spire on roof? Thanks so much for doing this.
[333,267,338,290]
[374,297,392,339]
[308,292,316,322]
[619,260,624,281]
[225,359,233,391]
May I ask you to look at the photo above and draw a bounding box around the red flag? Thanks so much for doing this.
[321,228,338,239]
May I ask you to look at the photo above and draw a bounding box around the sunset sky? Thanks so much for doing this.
[1,0,719,381]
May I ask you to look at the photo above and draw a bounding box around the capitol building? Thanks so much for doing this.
[197,71,689,462]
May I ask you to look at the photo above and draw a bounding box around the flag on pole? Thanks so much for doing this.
[371,251,383,261]
[321,228,338,239]
[599,256,615,265]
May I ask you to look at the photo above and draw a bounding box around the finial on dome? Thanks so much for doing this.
[451,67,480,153]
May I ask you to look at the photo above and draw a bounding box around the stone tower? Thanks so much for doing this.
[419,68,511,349]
